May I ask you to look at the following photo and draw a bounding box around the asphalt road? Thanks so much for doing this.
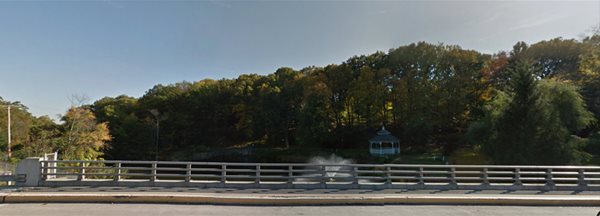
[0,204,599,216]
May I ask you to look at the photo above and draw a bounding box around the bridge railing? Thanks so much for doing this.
[30,159,600,190]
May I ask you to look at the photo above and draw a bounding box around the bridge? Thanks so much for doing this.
[3,157,600,212]
[6,158,597,191]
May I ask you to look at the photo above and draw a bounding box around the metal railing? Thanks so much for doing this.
[38,160,600,190]
[0,161,16,186]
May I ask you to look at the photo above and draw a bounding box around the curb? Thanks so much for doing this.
[3,193,600,206]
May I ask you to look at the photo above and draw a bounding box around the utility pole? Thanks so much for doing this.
[7,105,10,159]
[0,105,13,160]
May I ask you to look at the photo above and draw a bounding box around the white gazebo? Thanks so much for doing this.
[369,126,400,156]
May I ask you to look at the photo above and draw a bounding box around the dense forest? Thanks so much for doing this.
[2,35,600,165]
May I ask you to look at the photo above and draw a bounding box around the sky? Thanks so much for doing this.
[0,0,599,119]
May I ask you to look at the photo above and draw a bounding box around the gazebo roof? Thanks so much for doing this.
[369,126,399,143]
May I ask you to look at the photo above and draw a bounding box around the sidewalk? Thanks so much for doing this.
[2,187,600,206]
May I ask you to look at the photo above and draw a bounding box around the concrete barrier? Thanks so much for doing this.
[15,157,41,187]
[3,193,600,206]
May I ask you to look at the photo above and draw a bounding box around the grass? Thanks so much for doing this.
[448,147,490,165]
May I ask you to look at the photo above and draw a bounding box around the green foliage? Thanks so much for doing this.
[6,35,600,164]
[468,60,594,165]
[296,76,333,147]
[80,38,599,163]
[0,97,111,161]
[57,107,111,160]
[586,132,600,155]
[0,100,33,159]
[401,117,432,152]
[21,116,60,157]
[538,80,595,132]
[524,38,586,79]
[92,96,154,160]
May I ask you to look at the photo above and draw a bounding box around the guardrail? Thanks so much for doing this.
[31,160,600,190]
[0,174,14,185]
[1,161,16,186]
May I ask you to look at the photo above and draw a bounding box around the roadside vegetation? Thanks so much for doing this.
[1,34,600,165]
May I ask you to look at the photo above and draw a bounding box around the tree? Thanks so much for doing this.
[58,107,111,160]
[320,64,354,127]
[347,66,389,127]
[468,60,594,165]
[92,95,154,160]
[22,116,60,157]
[577,35,600,127]
[0,100,34,160]
[296,76,333,147]
[524,38,586,79]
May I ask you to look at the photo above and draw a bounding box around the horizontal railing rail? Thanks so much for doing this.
[36,160,600,190]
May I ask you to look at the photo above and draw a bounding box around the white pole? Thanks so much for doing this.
[7,105,10,159]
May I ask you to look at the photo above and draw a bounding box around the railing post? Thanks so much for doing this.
[48,159,56,179]
[385,165,392,185]
[185,163,192,183]
[78,162,86,181]
[221,164,226,184]
[482,168,489,185]
[320,165,327,185]
[352,166,358,185]
[514,168,522,186]
[418,167,424,185]
[150,162,157,182]
[255,165,261,184]
[287,165,293,185]
[450,167,457,185]
[545,168,554,186]
[578,169,586,186]
[40,161,47,180]
[113,162,121,182]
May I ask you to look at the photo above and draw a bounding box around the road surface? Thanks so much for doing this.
[0,204,598,216]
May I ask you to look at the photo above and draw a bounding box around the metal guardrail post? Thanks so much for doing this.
[386,166,392,185]
[450,167,457,185]
[352,166,358,185]
[482,168,489,185]
[287,165,293,185]
[221,164,226,184]
[77,163,86,181]
[255,165,260,184]
[418,167,424,185]
[113,162,121,182]
[40,161,46,180]
[545,168,554,186]
[320,165,327,185]
[185,163,192,183]
[514,168,522,185]
[578,169,586,186]
[150,162,157,182]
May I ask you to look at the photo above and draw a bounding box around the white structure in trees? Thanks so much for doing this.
[369,126,400,156]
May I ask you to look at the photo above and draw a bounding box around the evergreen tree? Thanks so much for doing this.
[469,60,594,164]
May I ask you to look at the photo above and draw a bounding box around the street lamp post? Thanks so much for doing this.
[149,109,160,161]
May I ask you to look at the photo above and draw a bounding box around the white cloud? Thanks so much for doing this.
[509,13,570,31]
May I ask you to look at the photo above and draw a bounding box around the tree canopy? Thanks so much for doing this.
[1,35,599,165]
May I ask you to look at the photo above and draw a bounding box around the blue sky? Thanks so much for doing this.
[0,0,598,119]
